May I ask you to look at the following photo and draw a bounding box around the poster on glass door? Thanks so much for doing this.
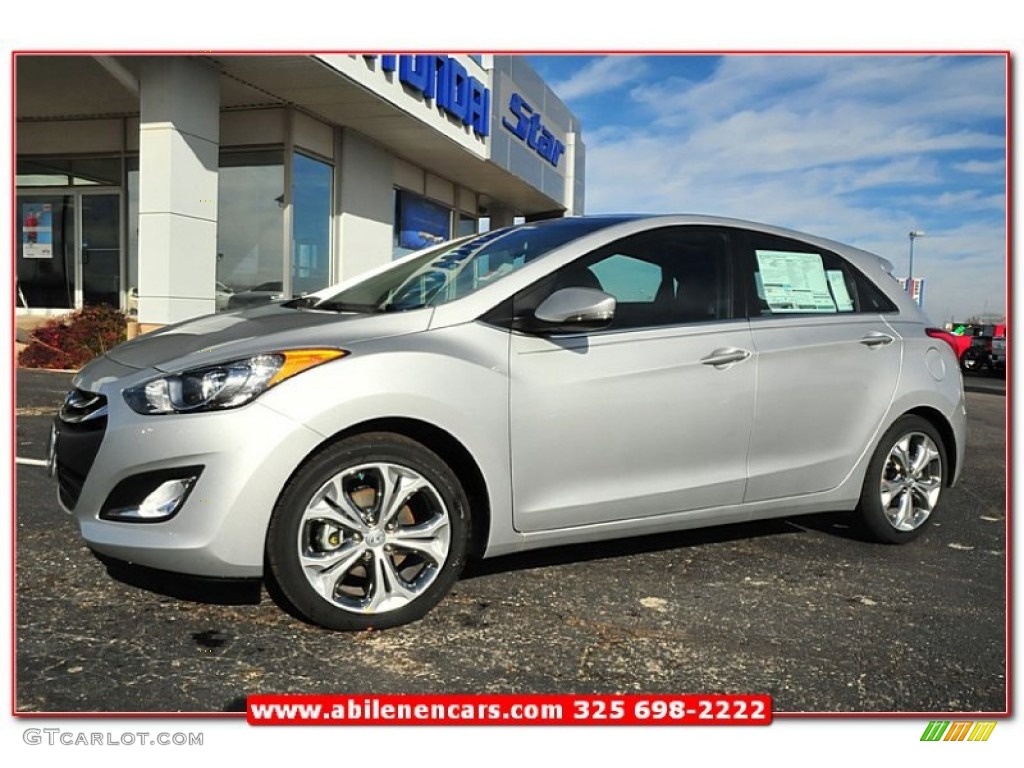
[22,203,54,259]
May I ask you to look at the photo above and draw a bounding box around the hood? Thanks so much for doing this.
[103,304,434,373]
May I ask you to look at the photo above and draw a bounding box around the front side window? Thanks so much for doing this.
[590,254,664,302]
[513,226,734,331]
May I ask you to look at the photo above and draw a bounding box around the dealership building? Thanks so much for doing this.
[15,54,585,329]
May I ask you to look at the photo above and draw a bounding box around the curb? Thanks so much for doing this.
[16,366,80,374]
[964,384,1006,396]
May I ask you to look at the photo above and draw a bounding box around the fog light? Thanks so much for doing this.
[100,467,202,522]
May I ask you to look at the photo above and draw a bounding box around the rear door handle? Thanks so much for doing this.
[859,332,895,347]
[701,348,751,367]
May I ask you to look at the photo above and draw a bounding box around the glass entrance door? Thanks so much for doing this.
[16,189,121,311]
[81,193,121,307]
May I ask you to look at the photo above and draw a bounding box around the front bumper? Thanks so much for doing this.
[55,388,325,578]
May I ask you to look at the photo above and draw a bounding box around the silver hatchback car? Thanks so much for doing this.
[52,215,966,630]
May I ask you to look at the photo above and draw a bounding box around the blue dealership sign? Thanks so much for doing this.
[371,55,490,137]
[502,93,565,168]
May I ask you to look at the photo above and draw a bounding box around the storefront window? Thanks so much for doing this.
[17,156,121,187]
[292,152,332,296]
[217,150,284,310]
[17,155,124,311]
[393,190,452,260]
[457,213,478,238]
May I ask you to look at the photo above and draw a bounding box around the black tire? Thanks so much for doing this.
[960,348,985,374]
[856,415,947,544]
[266,432,470,631]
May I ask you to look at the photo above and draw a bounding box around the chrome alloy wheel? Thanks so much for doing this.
[297,462,451,614]
[879,432,943,532]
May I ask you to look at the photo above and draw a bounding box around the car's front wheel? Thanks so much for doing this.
[266,433,470,631]
[856,415,946,544]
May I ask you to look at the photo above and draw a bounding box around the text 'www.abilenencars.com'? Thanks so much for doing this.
[247,694,773,726]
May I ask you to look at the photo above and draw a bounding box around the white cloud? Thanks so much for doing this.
[906,189,1005,211]
[550,56,648,100]
[826,157,941,194]
[575,54,1006,320]
[631,55,1005,128]
[954,159,1006,175]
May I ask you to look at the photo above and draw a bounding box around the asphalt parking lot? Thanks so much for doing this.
[14,368,1007,714]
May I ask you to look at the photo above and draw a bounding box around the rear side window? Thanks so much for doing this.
[745,233,897,316]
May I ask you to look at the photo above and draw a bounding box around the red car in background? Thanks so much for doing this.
[951,322,1006,374]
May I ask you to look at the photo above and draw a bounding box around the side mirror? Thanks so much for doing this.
[531,287,616,333]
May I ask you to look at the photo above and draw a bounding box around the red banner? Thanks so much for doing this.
[247,693,772,726]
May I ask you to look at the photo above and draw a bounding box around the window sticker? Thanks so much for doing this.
[755,250,837,313]
[826,269,854,311]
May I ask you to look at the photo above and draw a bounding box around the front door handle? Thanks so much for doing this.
[859,332,895,347]
[701,348,751,367]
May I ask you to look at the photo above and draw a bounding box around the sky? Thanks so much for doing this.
[529,54,1007,325]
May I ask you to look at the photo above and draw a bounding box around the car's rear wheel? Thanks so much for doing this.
[266,433,470,630]
[960,348,985,373]
[857,415,946,544]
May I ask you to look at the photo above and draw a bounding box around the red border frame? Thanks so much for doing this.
[10,49,1013,720]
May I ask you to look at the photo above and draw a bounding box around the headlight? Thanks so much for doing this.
[123,349,346,415]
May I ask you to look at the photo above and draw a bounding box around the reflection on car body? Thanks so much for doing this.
[226,281,285,310]
[128,282,234,314]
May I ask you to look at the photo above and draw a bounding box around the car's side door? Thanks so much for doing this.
[738,230,903,502]
[502,226,757,533]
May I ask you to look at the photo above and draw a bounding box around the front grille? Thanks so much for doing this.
[57,461,86,509]
[53,389,108,510]
[59,388,108,423]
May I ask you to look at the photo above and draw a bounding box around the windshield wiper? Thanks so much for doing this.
[312,299,380,314]
[283,296,320,309]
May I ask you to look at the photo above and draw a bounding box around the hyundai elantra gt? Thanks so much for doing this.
[51,215,966,630]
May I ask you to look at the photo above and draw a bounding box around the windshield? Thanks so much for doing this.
[316,218,628,313]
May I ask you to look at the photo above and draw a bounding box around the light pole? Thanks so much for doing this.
[907,230,925,284]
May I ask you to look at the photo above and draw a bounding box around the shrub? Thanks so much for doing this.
[18,305,128,370]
